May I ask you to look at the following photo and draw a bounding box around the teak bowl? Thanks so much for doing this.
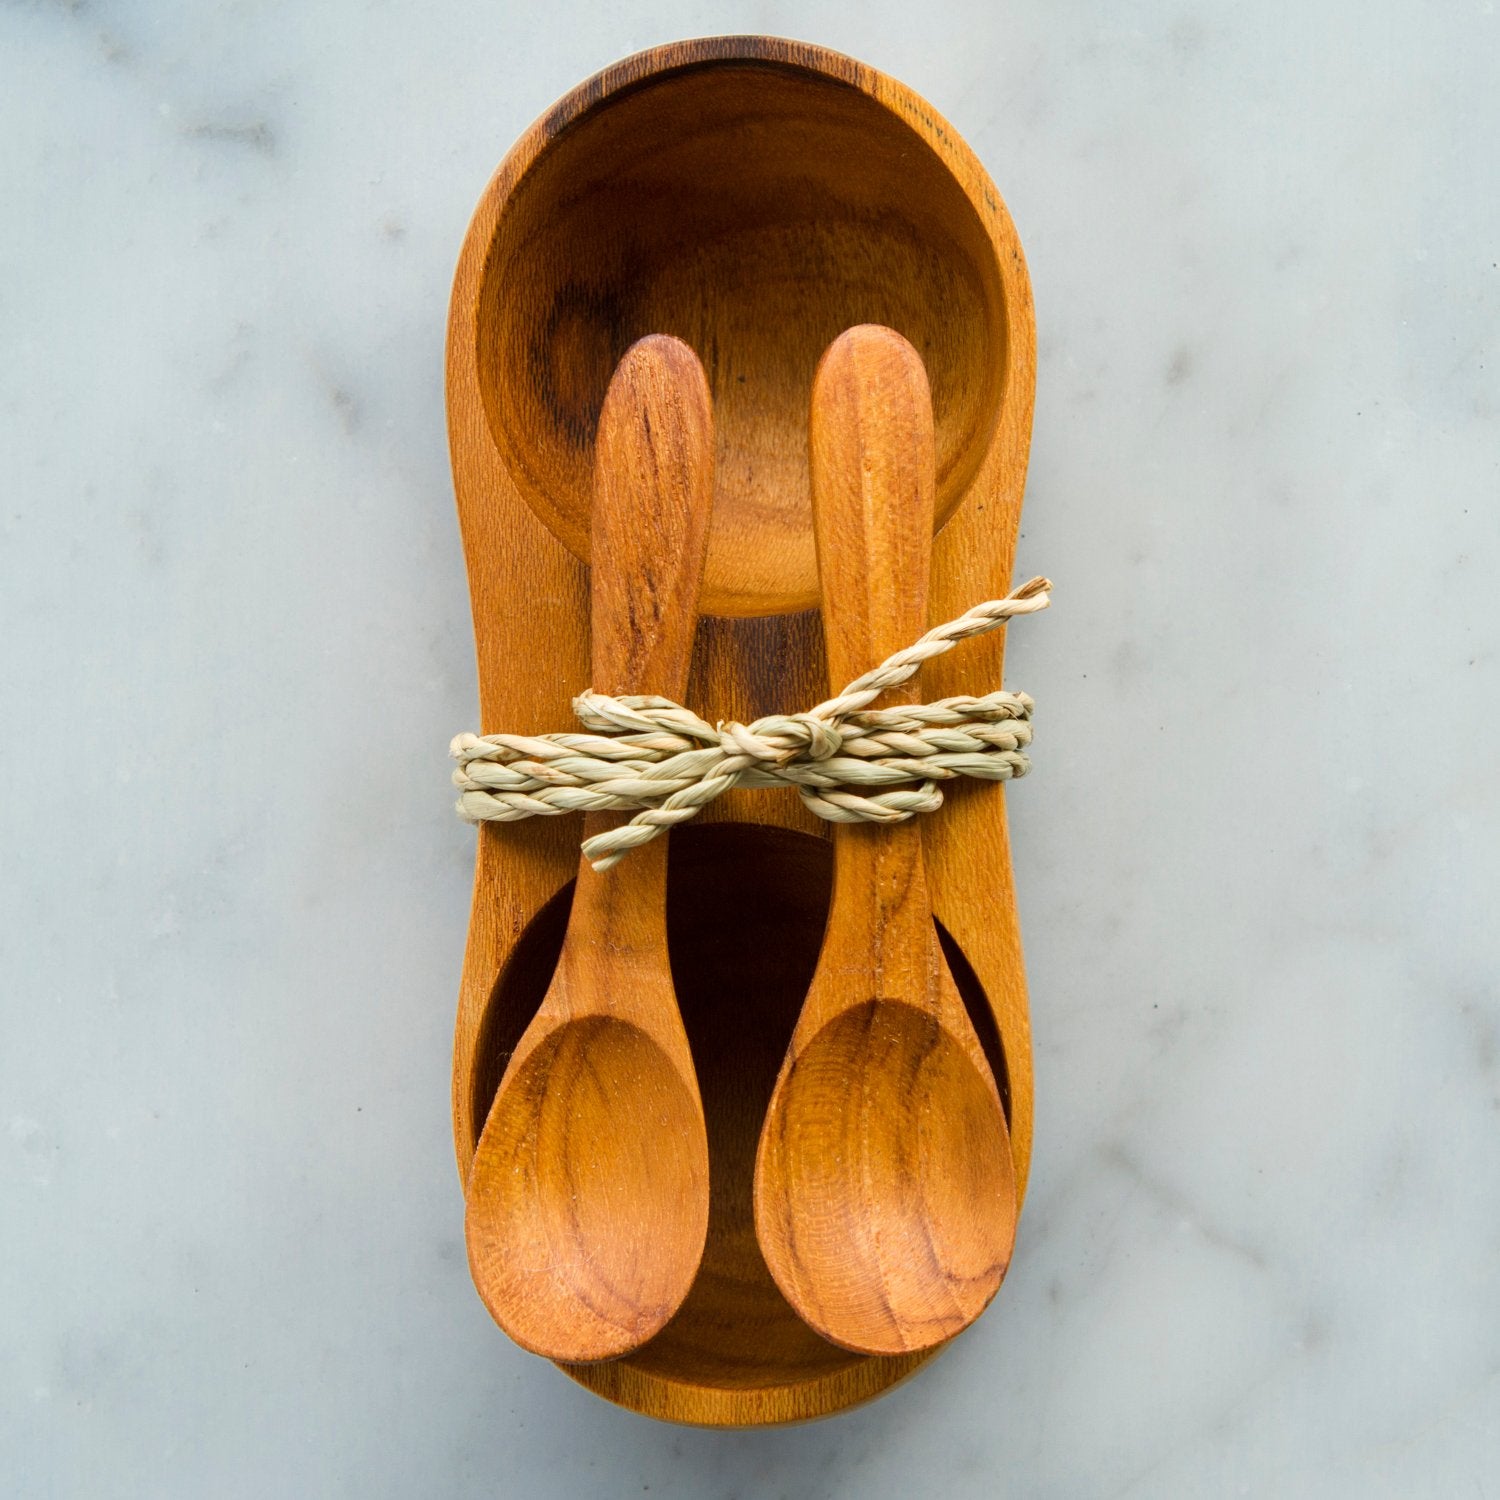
[448,36,1036,1426]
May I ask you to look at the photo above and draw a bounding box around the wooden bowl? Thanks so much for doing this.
[448,36,1036,1425]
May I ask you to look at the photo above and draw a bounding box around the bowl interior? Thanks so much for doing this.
[470,821,1009,1396]
[474,60,1008,616]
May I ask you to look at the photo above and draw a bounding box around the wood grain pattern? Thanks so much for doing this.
[463,337,713,1362]
[447,36,1037,1424]
[753,327,1016,1356]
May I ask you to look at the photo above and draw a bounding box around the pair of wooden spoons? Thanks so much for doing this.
[465,326,1017,1364]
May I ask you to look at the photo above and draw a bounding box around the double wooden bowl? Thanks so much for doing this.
[448,36,1036,1426]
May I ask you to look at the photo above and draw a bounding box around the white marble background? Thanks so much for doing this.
[3,1,1496,1495]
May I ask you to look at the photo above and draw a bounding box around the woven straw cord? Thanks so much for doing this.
[452,576,1051,870]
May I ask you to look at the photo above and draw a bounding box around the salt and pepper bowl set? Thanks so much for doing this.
[448,38,1038,1424]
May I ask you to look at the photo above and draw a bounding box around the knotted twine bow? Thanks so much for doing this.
[451,576,1051,870]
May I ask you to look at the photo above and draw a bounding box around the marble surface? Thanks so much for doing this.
[3,1,1496,1494]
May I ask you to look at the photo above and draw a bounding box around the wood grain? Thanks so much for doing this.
[447,36,1037,1424]
[463,337,713,1363]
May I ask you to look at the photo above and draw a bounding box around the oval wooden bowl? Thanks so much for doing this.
[448,36,1036,1426]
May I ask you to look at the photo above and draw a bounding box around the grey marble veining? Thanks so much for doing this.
[2,2,1496,1495]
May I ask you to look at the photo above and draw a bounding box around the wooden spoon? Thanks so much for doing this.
[753,325,1018,1357]
[464,335,713,1363]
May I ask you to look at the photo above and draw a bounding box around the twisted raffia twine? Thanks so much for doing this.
[452,576,1051,870]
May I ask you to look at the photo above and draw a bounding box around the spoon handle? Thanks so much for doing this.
[590,336,715,697]
[810,325,934,696]
[559,337,714,994]
[807,326,942,1007]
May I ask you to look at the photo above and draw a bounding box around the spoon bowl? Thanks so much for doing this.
[755,1002,1015,1353]
[467,1016,709,1360]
